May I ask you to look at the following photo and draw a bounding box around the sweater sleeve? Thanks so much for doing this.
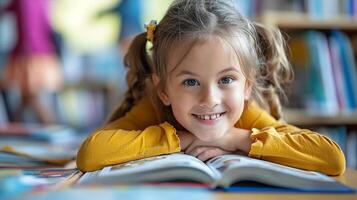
[76,98,181,172]
[237,102,346,176]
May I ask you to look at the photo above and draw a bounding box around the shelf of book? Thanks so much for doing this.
[261,12,357,123]
[283,109,357,126]
[261,12,357,30]
[261,10,357,170]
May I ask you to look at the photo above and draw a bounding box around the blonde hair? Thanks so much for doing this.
[107,0,293,124]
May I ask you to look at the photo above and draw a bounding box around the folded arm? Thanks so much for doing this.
[239,102,346,176]
[76,98,181,172]
[76,122,180,172]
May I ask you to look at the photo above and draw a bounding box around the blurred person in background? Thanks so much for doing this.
[0,0,62,123]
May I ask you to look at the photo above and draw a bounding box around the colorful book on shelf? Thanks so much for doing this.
[0,91,8,124]
[78,153,355,193]
[305,31,329,113]
[313,31,339,114]
[329,32,349,111]
[331,31,357,111]
[289,30,357,113]
[305,31,339,115]
[306,0,349,19]
[306,0,323,19]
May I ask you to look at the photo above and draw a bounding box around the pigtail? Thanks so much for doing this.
[106,32,152,123]
[253,23,294,120]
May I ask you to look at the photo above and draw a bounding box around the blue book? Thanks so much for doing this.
[305,31,329,113]
[306,0,323,19]
[331,31,357,110]
[312,31,338,114]
[0,92,8,124]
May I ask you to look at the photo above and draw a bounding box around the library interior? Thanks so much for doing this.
[0,0,357,199]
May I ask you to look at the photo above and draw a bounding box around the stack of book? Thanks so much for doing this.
[0,122,84,199]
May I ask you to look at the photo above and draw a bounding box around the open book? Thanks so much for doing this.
[78,153,355,193]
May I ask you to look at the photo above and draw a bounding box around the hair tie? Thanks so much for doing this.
[145,20,157,43]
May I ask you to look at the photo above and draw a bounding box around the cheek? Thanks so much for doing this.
[225,87,246,119]
[169,92,194,120]
[227,90,245,105]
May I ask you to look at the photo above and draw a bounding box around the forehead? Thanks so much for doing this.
[167,35,242,74]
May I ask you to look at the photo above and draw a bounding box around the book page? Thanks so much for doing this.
[208,155,354,191]
[100,153,217,178]
[77,153,222,185]
[206,154,333,182]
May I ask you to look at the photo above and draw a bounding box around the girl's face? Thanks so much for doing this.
[157,36,251,142]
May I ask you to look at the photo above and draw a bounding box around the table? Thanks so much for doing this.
[27,168,357,199]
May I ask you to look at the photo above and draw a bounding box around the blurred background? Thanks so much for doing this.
[0,0,357,168]
[0,0,175,130]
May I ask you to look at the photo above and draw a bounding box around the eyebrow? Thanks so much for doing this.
[175,67,240,77]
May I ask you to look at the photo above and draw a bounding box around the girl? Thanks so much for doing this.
[77,0,345,175]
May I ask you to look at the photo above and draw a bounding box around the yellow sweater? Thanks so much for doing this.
[77,97,346,175]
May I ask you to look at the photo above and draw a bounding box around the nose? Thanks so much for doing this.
[199,85,221,108]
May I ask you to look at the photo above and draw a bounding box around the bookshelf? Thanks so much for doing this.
[261,11,357,123]
[261,12,357,30]
[260,10,357,169]
[283,109,357,126]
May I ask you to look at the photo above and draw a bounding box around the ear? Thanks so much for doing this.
[244,80,253,100]
[152,73,171,106]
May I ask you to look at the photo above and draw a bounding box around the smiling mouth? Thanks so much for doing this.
[192,112,226,120]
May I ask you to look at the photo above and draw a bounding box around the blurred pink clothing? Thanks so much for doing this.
[4,0,62,92]
[8,0,55,55]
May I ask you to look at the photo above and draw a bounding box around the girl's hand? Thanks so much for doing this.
[185,146,232,161]
[185,127,252,155]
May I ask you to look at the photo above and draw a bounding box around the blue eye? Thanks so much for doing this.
[183,79,199,86]
[219,76,234,85]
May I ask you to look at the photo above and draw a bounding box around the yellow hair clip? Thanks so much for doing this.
[145,20,157,43]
